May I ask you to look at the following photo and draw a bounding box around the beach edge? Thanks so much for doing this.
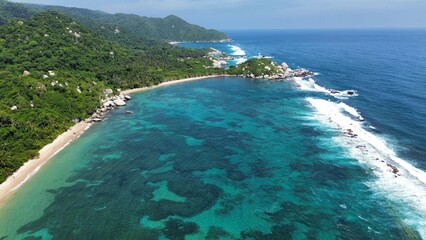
[0,75,230,207]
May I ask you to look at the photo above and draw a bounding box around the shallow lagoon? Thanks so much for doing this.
[0,77,420,239]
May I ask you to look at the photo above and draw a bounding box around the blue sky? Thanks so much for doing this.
[10,0,426,30]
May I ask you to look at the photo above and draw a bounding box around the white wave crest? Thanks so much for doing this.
[306,97,426,238]
[291,77,358,99]
[292,77,329,93]
[229,45,246,56]
[338,102,364,121]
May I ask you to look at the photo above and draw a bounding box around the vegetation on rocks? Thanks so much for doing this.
[227,58,280,77]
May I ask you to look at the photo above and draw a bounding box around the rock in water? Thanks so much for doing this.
[114,99,126,106]
[281,62,289,71]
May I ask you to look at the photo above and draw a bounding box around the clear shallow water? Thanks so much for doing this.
[1,30,426,239]
[0,78,422,239]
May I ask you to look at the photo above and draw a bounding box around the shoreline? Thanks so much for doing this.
[121,75,230,95]
[0,121,91,206]
[0,74,229,208]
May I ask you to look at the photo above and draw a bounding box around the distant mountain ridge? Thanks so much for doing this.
[0,0,230,43]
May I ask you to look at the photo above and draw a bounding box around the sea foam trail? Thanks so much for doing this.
[291,77,358,99]
[292,77,329,93]
[306,97,426,238]
[229,44,246,56]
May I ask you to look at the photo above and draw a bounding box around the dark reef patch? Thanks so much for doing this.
[240,224,296,240]
[163,219,199,240]
[249,160,275,178]
[206,226,233,240]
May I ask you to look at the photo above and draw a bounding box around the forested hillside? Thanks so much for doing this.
[0,0,35,25]
[0,11,223,182]
[0,0,230,44]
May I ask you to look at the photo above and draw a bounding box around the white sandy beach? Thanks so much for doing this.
[0,121,90,206]
[121,75,228,95]
[0,75,228,207]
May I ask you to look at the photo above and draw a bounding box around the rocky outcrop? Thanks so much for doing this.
[114,99,126,106]
[281,68,314,78]
[232,58,314,80]
[212,59,228,68]
[208,48,223,57]
[239,64,314,80]
[85,93,133,123]
[281,62,289,71]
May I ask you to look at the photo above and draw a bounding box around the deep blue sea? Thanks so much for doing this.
[1,30,426,239]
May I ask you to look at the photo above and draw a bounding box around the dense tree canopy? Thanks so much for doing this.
[0,11,224,182]
[0,0,230,45]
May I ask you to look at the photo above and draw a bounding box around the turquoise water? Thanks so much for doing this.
[0,77,420,239]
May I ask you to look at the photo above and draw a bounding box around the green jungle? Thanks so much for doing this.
[0,1,230,182]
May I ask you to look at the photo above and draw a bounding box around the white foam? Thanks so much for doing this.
[233,57,248,64]
[229,44,246,56]
[253,54,273,59]
[290,76,358,99]
[306,97,426,238]
[11,166,41,191]
[84,123,92,131]
[330,90,359,99]
[292,77,329,93]
[338,102,361,118]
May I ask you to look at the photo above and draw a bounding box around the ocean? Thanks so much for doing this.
[1,29,425,239]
